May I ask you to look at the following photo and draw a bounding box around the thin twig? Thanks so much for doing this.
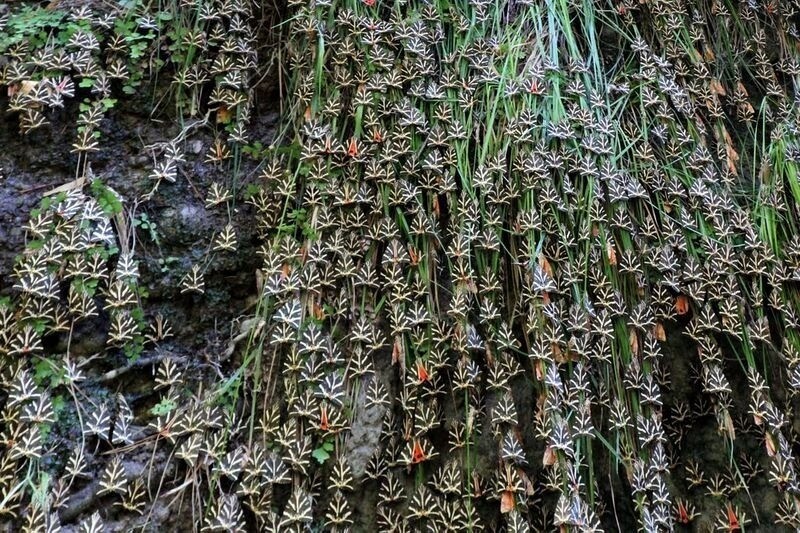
[94,353,186,383]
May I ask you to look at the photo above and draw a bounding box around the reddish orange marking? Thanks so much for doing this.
[347,138,358,157]
[416,361,429,382]
[675,295,690,315]
[411,439,426,464]
[319,405,329,431]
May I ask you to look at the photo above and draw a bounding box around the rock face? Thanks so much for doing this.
[0,31,278,526]
[345,375,388,480]
[3,1,800,532]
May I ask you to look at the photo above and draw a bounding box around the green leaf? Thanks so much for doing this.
[243,184,260,199]
[90,180,123,215]
[52,395,66,416]
[150,397,177,417]
[312,447,330,464]
[33,358,65,388]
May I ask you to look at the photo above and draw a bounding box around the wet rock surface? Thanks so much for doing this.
[0,97,275,528]
[4,1,800,531]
